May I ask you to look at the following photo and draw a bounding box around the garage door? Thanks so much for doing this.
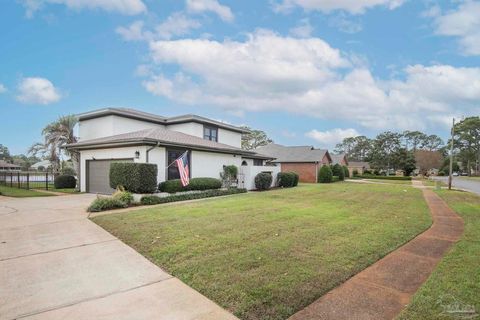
[87,159,133,194]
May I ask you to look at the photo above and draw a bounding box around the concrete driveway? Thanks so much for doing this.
[0,194,236,320]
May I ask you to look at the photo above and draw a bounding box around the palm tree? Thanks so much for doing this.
[29,115,79,175]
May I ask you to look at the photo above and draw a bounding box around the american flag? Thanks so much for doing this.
[175,151,190,187]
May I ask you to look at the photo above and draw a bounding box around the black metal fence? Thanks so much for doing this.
[0,172,56,190]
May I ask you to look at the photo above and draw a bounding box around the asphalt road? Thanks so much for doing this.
[433,176,480,195]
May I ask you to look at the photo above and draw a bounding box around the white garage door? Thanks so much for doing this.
[87,159,133,194]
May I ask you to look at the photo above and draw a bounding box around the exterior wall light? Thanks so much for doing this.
[135,151,140,159]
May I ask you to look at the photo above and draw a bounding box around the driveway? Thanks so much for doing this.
[433,176,480,195]
[0,194,236,320]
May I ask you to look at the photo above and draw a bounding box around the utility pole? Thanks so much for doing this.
[448,118,455,190]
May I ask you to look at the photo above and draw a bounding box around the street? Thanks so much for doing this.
[433,176,480,195]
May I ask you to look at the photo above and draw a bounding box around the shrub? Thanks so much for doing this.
[318,165,333,183]
[141,188,247,205]
[343,166,350,178]
[438,171,445,176]
[364,169,372,175]
[332,176,340,182]
[331,164,345,181]
[352,169,359,177]
[220,165,238,188]
[61,167,76,176]
[292,172,299,186]
[112,190,134,205]
[159,177,222,193]
[255,172,272,190]
[54,175,76,189]
[277,172,297,188]
[87,197,128,212]
[110,163,157,194]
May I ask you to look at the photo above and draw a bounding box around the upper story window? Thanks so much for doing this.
[204,125,218,142]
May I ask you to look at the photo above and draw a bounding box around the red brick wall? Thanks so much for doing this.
[281,163,317,183]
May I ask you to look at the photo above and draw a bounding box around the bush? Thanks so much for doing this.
[110,163,157,194]
[318,165,333,183]
[112,190,134,205]
[332,176,340,182]
[54,175,76,189]
[87,197,128,212]
[343,166,350,178]
[159,177,222,193]
[364,169,372,175]
[141,188,247,205]
[331,164,345,181]
[255,172,272,190]
[292,172,299,186]
[277,172,298,188]
[352,169,359,177]
[360,175,412,181]
[438,171,445,176]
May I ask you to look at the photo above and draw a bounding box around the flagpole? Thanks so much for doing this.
[166,150,188,169]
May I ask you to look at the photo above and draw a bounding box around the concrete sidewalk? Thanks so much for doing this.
[0,194,237,320]
[289,187,464,320]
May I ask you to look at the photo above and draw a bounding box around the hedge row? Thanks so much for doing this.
[54,175,76,189]
[360,175,412,181]
[141,188,247,205]
[158,177,222,193]
[87,197,128,212]
[277,172,299,188]
[110,163,158,193]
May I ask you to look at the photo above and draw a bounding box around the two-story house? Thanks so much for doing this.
[66,108,277,194]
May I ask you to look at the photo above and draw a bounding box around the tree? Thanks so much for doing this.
[29,115,79,174]
[241,126,273,150]
[370,131,402,170]
[397,149,416,176]
[402,131,428,151]
[450,117,480,175]
[422,134,444,151]
[335,136,372,161]
[0,144,12,162]
[414,150,443,175]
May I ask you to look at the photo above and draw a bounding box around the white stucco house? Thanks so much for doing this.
[65,108,279,193]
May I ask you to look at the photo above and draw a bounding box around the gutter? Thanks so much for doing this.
[146,142,160,163]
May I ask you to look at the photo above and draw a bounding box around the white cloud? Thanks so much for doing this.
[21,0,146,17]
[17,77,61,105]
[274,0,405,15]
[0,84,6,93]
[116,13,201,42]
[430,1,480,56]
[328,13,362,33]
[306,128,360,146]
[140,30,480,131]
[186,0,234,22]
[289,18,313,38]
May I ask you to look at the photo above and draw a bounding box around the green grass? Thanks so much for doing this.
[363,179,413,185]
[0,185,54,197]
[34,183,79,193]
[93,183,431,320]
[398,190,480,320]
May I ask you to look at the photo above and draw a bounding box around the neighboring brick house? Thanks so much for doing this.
[255,144,332,183]
[331,154,348,166]
[348,161,371,176]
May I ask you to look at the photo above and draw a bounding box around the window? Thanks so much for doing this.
[203,125,218,142]
[241,160,248,166]
[253,159,263,166]
[167,149,190,180]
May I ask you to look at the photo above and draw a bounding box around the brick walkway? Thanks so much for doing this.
[289,187,464,320]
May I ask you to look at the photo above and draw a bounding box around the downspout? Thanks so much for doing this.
[146,142,160,163]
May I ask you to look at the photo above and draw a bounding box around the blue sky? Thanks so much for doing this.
[1,0,479,155]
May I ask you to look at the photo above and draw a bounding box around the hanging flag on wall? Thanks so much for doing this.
[175,151,190,187]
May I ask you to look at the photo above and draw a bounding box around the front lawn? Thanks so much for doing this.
[363,179,413,185]
[0,185,54,197]
[93,183,431,320]
[398,190,480,319]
